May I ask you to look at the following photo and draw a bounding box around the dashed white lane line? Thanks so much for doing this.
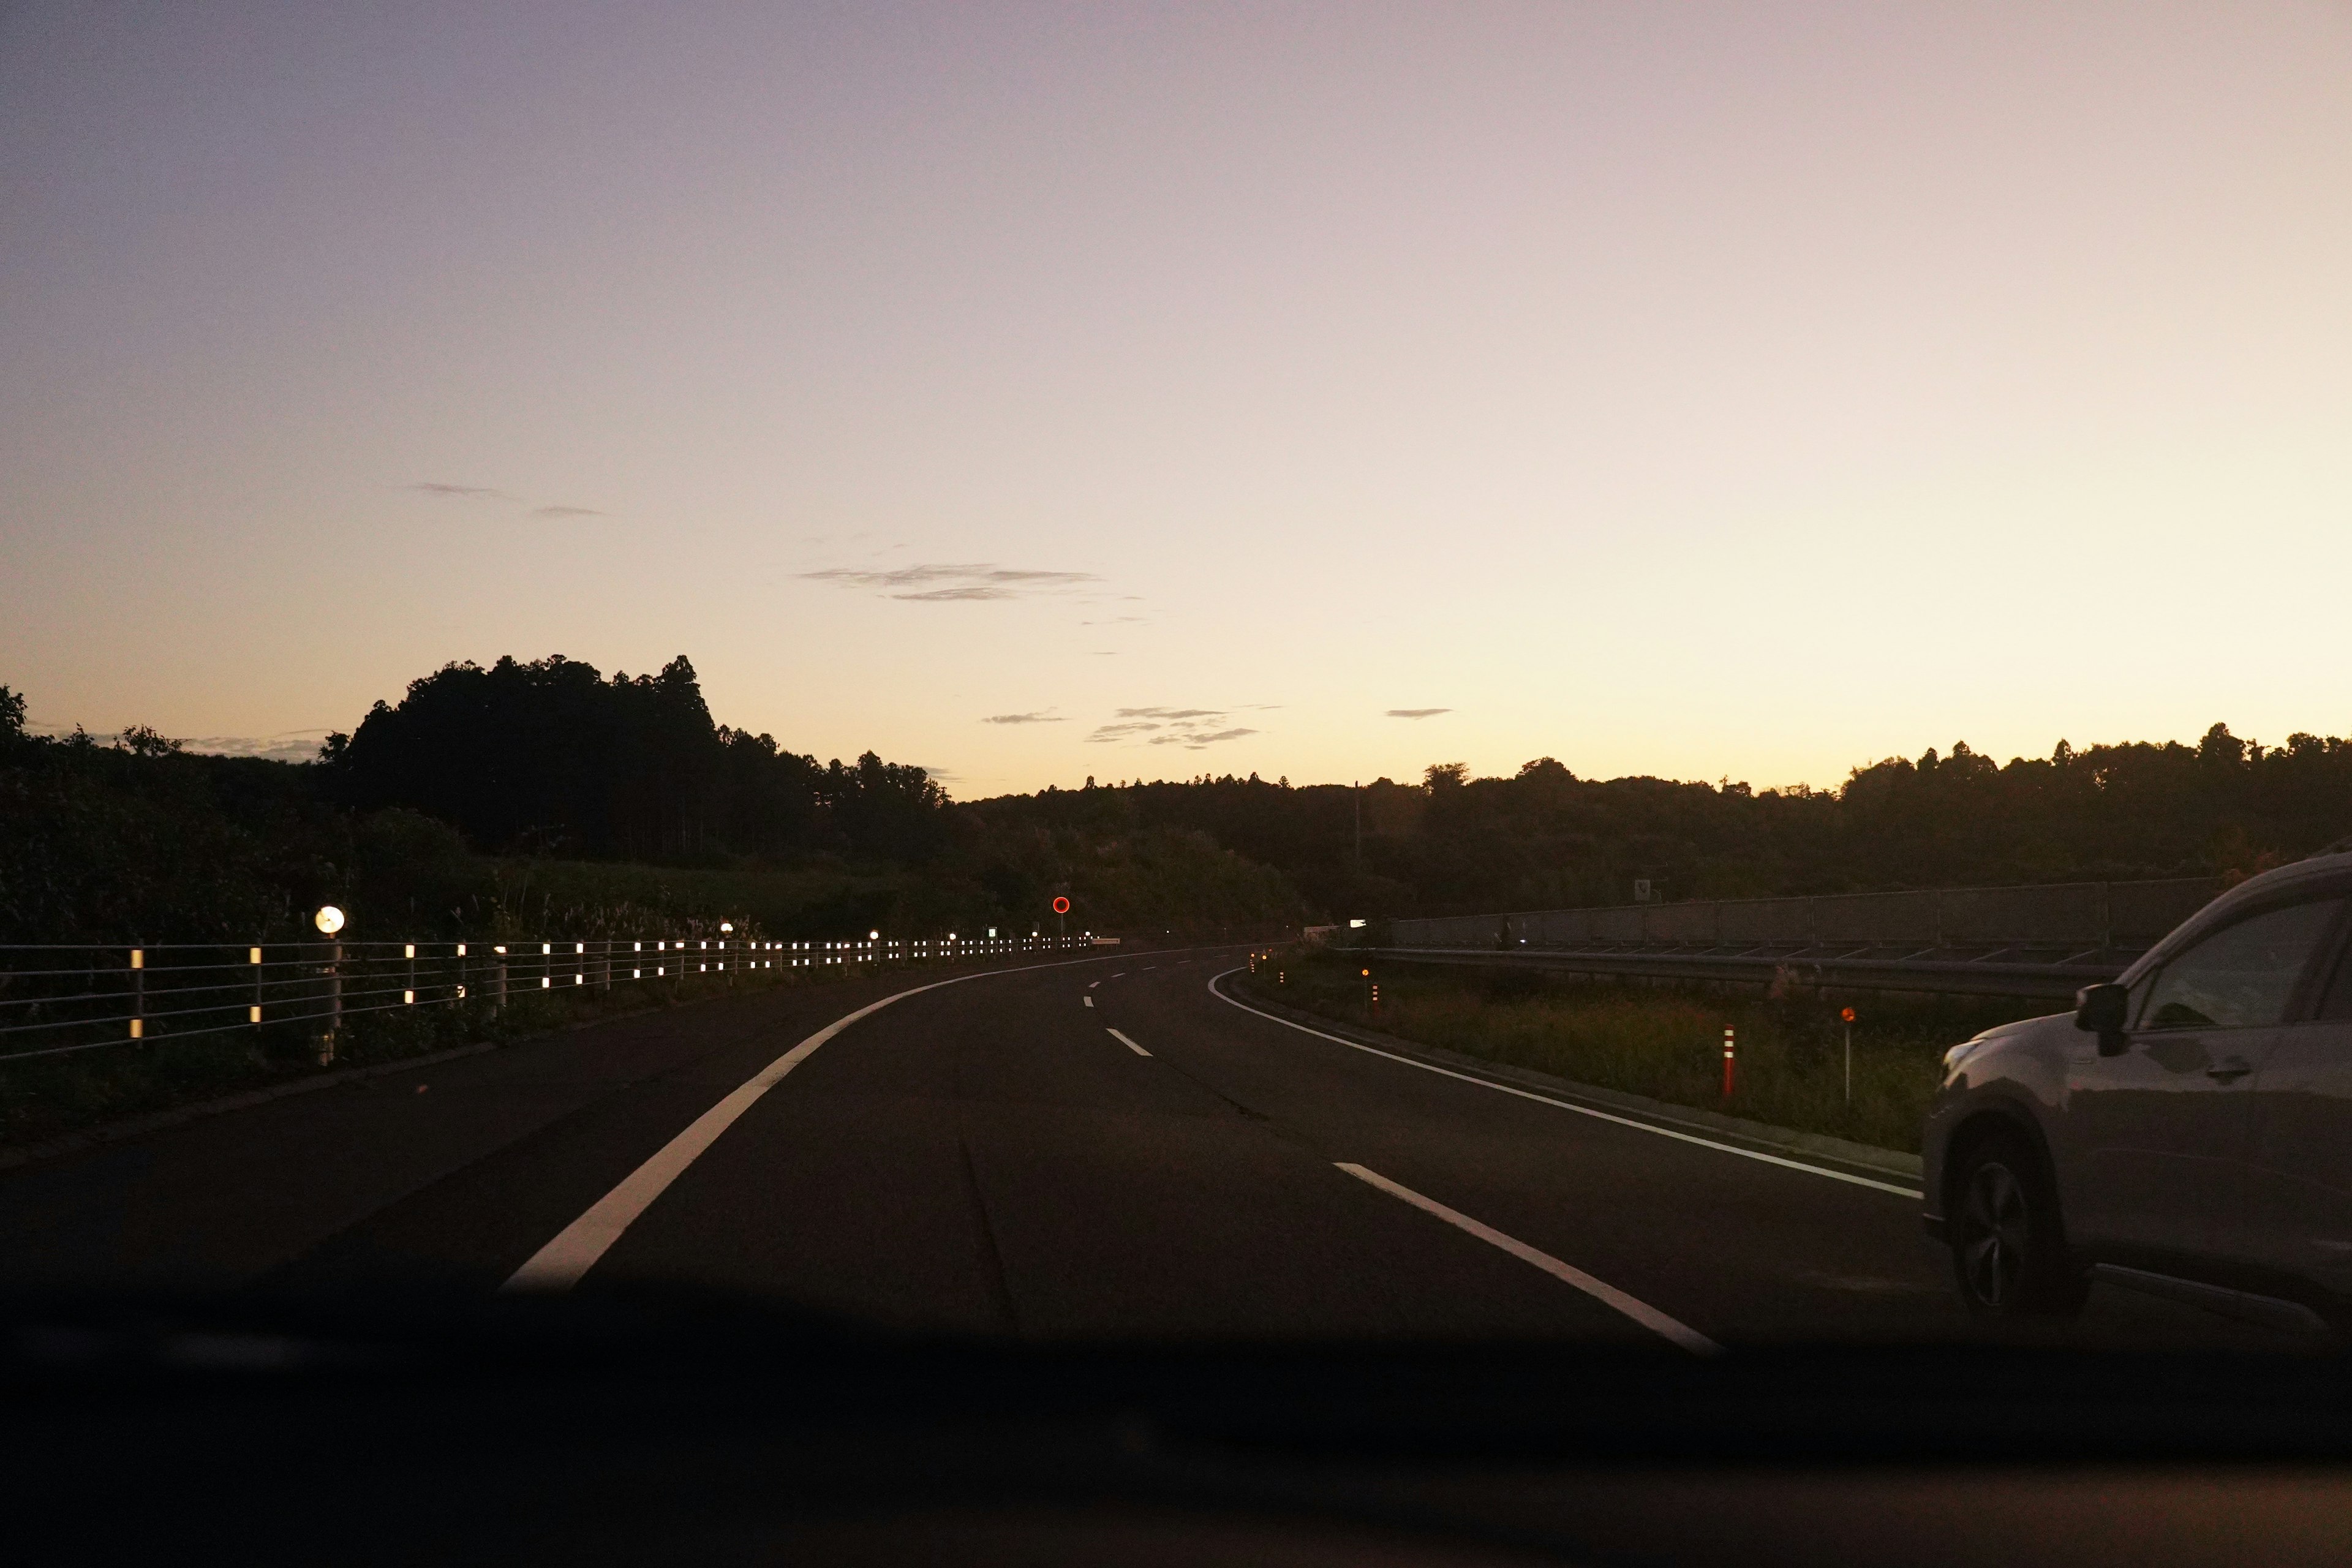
[1107,1028,1150,1057]
[1336,1163,1719,1355]
[1084,996,1094,1008]
[1210,971,1921,1200]
[1088,981,1100,988]
[502,952,1133,1294]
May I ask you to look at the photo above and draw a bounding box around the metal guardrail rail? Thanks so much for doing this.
[1360,877,2228,1000]
[0,932,1091,1066]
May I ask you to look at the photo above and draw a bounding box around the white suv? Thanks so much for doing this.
[1923,849,2352,1330]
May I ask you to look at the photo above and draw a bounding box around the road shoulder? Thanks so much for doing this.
[1213,972,1921,1185]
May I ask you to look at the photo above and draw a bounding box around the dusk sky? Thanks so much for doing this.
[4,2,2349,797]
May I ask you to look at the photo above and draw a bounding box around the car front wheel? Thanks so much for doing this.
[1950,1131,2087,1321]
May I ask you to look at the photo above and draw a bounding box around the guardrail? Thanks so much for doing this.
[0,932,1092,1066]
[1359,877,2228,1000]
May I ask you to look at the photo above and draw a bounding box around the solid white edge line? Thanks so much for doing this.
[499,948,1189,1294]
[1106,1027,1150,1057]
[1336,1163,1719,1355]
[1210,970,1923,1200]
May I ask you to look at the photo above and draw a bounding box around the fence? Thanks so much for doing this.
[0,932,1093,1066]
[1365,877,2229,999]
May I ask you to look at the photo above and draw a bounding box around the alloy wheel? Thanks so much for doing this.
[1960,1160,2030,1309]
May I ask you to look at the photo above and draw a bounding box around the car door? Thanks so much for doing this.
[2062,893,2346,1272]
[2240,902,2352,1298]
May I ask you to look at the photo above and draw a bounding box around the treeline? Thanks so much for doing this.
[972,723,2352,918]
[0,663,1305,945]
[21,645,2343,944]
[328,655,949,867]
[0,688,447,944]
[323,654,1298,934]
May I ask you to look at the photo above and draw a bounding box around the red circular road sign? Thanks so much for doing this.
[1052,896,1071,914]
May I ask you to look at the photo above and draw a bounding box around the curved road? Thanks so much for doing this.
[0,946,2288,1348]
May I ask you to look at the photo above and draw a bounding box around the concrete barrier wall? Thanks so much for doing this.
[1388,876,2225,952]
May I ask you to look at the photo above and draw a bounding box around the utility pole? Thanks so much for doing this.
[1353,781,1362,880]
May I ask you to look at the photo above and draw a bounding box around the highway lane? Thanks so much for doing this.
[504,947,1656,1341]
[0,945,2297,1348]
[1110,959,1959,1345]
[0,967,988,1294]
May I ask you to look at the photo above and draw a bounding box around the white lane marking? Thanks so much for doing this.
[1084,995,1094,1008]
[1210,972,1921,1200]
[1110,972,1126,978]
[1088,981,1101,989]
[1337,1163,1719,1355]
[1107,1027,1150,1057]
[502,952,1142,1294]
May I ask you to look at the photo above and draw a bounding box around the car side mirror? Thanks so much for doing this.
[2076,982,2129,1054]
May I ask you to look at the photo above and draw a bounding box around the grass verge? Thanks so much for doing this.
[1240,948,2057,1153]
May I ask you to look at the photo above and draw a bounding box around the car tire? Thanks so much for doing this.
[1948,1129,2088,1321]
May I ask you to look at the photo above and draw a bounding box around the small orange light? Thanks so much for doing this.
[1841,1007,1856,1022]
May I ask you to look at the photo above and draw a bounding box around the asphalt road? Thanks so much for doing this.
[0,946,2299,1349]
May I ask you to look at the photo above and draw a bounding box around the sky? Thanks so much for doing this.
[4,2,2350,797]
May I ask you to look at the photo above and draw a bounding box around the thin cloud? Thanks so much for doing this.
[1090,705,1262,747]
[982,711,1065,725]
[533,504,605,519]
[1149,726,1257,749]
[801,563,1101,601]
[407,482,516,500]
[1387,707,1452,719]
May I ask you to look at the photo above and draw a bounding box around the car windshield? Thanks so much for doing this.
[6,4,2352,1373]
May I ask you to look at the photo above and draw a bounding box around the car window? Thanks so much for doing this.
[2136,897,2346,1031]
[2316,937,2352,1022]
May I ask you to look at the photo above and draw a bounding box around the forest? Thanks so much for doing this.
[6,654,2348,946]
[0,662,1298,945]
[971,726,2352,918]
[327,654,950,868]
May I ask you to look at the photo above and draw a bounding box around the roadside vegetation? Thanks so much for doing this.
[0,943,1063,1153]
[0,669,1303,951]
[0,660,1292,1149]
[1,954,756,1150]
[1242,948,2054,1153]
[6,652,2331,1152]
[981,725,2352,919]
